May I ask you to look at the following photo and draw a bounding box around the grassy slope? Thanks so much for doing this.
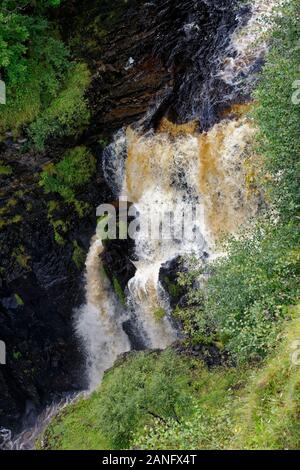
[39,393,109,450]
[234,304,300,449]
[39,306,300,450]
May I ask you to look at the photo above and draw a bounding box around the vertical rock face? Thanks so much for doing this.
[81,0,244,135]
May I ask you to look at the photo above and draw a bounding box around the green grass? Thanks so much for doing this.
[233,304,300,449]
[40,396,109,450]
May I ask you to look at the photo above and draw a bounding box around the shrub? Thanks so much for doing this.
[0,1,63,85]
[40,146,96,203]
[96,350,192,448]
[134,305,300,450]
[177,222,300,363]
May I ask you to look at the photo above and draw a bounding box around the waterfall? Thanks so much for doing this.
[76,114,259,388]
[75,236,130,389]
[75,0,280,390]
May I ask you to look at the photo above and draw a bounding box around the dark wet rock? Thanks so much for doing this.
[101,201,137,292]
[173,341,232,368]
[0,427,12,449]
[122,318,145,352]
[159,256,188,309]
[58,0,247,139]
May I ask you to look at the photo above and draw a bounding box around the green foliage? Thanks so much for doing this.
[112,276,126,306]
[0,1,69,137]
[0,165,12,175]
[29,63,91,149]
[52,219,68,245]
[72,241,85,269]
[252,0,300,218]
[0,196,22,229]
[134,365,248,450]
[177,222,300,363]
[153,307,167,321]
[40,146,96,216]
[46,200,69,244]
[12,245,31,269]
[90,350,192,449]
[0,1,62,85]
[12,350,22,360]
[14,293,24,306]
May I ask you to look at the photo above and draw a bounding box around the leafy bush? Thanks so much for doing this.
[96,350,192,448]
[0,1,62,84]
[29,62,91,150]
[176,222,300,363]
[0,1,69,137]
[208,223,299,362]
[40,146,96,197]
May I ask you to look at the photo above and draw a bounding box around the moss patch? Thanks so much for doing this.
[72,241,86,269]
[112,277,126,307]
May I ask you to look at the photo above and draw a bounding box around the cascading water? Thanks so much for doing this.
[76,114,260,387]
[75,0,281,391]
[75,236,130,389]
